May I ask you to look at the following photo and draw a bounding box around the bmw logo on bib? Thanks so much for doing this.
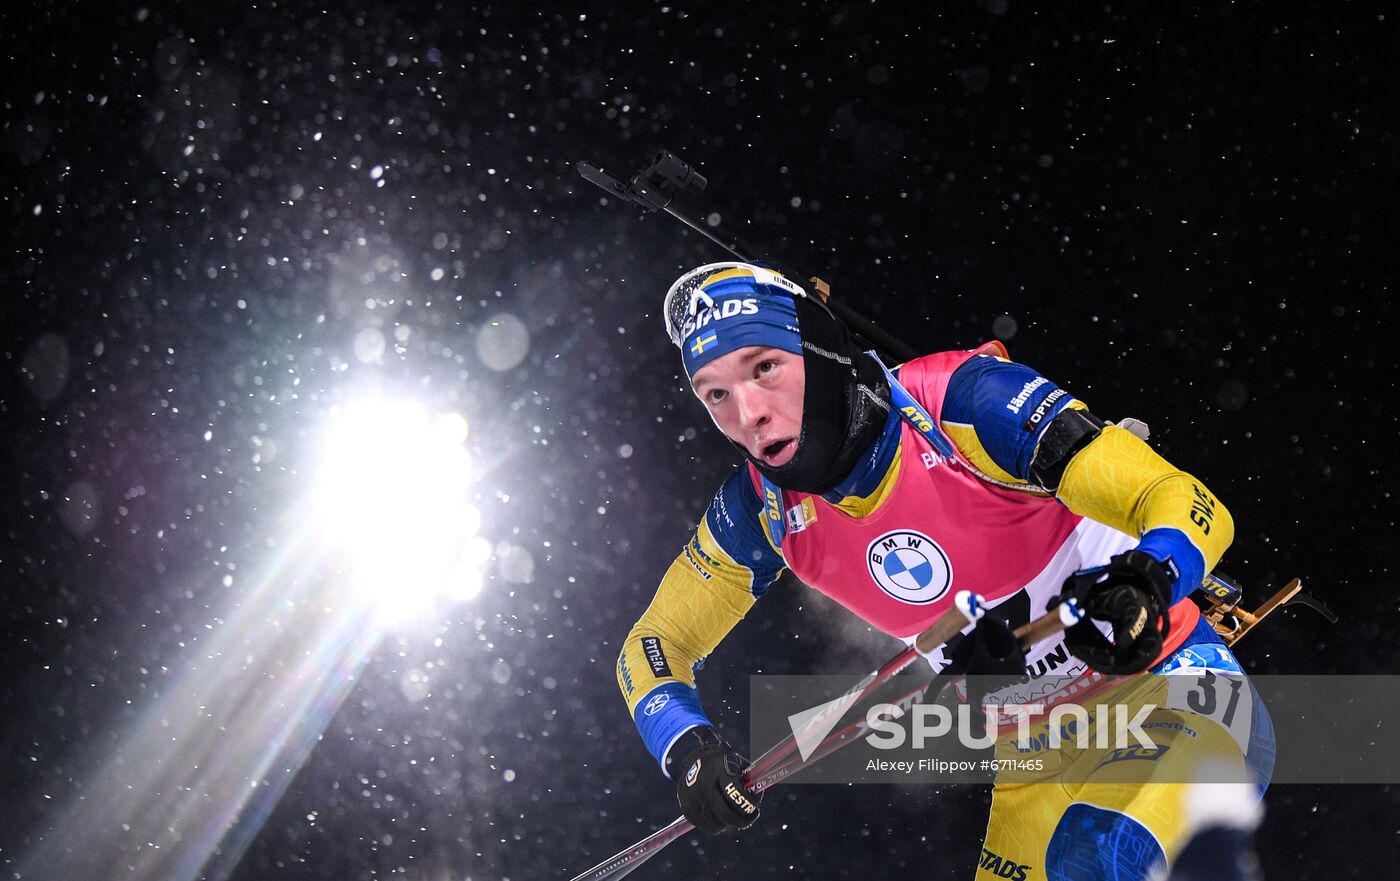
[866,529,952,604]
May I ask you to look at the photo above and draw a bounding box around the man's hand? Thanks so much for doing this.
[1052,550,1174,675]
[963,616,1029,738]
[664,726,760,834]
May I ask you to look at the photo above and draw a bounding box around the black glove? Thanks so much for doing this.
[963,616,1028,739]
[664,726,760,835]
[965,615,1028,677]
[1052,550,1174,675]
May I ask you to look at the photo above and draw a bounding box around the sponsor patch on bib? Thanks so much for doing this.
[866,529,953,604]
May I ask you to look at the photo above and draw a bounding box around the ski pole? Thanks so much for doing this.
[741,590,987,780]
[745,597,1084,788]
[566,597,1084,881]
[746,673,935,795]
[564,594,984,881]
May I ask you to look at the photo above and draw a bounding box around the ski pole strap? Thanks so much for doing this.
[870,353,959,460]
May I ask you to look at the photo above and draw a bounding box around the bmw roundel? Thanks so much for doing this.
[866,529,953,604]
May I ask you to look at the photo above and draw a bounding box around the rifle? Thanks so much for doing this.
[576,151,920,363]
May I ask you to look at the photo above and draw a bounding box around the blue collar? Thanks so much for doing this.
[819,405,902,504]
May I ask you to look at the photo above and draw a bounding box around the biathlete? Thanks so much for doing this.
[615,262,1272,880]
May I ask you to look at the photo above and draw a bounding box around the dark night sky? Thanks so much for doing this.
[2,2,1396,880]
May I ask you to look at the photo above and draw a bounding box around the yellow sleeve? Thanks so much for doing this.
[616,520,763,715]
[1055,424,1235,571]
[943,399,1094,491]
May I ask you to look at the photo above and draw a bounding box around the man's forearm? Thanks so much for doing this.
[1057,424,1235,602]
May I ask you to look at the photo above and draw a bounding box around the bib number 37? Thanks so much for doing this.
[1166,670,1254,754]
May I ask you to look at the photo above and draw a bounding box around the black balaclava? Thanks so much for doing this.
[667,263,893,495]
[747,294,892,495]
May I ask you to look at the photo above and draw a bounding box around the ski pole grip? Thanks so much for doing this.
[914,592,985,655]
[1014,600,1081,649]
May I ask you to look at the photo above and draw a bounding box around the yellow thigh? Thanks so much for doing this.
[1060,701,1247,862]
[979,677,1249,879]
[980,778,1072,881]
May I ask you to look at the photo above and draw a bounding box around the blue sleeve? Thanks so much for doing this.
[941,355,1081,481]
[1136,527,1207,605]
[703,466,787,598]
[633,683,712,775]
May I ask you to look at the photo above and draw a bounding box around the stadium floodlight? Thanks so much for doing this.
[312,397,482,622]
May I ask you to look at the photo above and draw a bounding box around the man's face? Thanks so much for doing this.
[690,346,805,467]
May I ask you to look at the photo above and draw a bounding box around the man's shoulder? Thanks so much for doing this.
[699,465,786,594]
[894,343,1011,412]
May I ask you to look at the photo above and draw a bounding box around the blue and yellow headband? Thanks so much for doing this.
[663,263,805,378]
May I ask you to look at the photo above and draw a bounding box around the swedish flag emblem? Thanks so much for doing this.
[690,331,718,357]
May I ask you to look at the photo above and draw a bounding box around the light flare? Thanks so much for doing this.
[313,399,483,623]
[19,395,492,881]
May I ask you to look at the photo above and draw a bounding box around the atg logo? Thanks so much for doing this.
[866,529,952,604]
